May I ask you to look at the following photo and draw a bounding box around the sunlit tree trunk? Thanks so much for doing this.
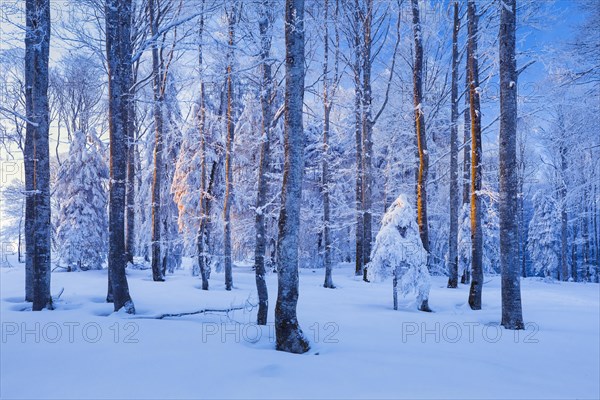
[411,0,430,263]
[467,0,483,310]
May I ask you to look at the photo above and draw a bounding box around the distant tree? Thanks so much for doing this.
[56,130,108,271]
[527,191,560,279]
[368,195,431,312]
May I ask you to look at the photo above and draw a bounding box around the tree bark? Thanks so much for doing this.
[223,3,237,291]
[149,0,165,282]
[361,0,374,281]
[322,0,335,289]
[105,0,135,313]
[467,0,483,310]
[411,0,430,263]
[25,0,52,310]
[254,0,274,324]
[461,53,471,286]
[275,0,310,354]
[353,0,364,277]
[499,0,524,329]
[447,1,460,289]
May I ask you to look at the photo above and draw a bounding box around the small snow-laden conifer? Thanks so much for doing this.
[527,191,560,279]
[56,130,109,271]
[457,203,472,283]
[368,195,432,312]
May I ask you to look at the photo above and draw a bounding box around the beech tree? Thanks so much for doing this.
[24,0,52,310]
[498,0,524,329]
[105,0,135,313]
[275,0,310,354]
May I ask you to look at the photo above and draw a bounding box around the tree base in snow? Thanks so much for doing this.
[276,323,310,354]
[419,299,432,312]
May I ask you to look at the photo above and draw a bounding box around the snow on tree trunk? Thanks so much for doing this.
[447,1,460,289]
[105,0,135,313]
[467,0,483,311]
[322,0,335,289]
[368,195,431,312]
[411,0,430,266]
[254,0,274,324]
[275,0,310,354]
[352,0,364,278]
[24,0,52,310]
[499,0,524,329]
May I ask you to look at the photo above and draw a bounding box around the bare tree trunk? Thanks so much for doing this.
[411,0,430,265]
[105,0,135,313]
[254,0,274,324]
[149,0,165,282]
[275,0,310,354]
[582,188,591,281]
[467,0,483,310]
[353,0,364,277]
[24,0,52,310]
[461,59,472,285]
[322,0,335,289]
[447,1,460,289]
[223,4,237,291]
[559,127,569,281]
[361,0,374,282]
[499,0,524,329]
[125,94,136,265]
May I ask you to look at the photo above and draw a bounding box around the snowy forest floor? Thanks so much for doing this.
[1,257,599,399]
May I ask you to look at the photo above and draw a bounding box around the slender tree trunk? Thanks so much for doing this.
[125,93,136,265]
[411,0,430,264]
[499,0,524,329]
[223,4,237,291]
[275,0,310,354]
[254,0,274,324]
[361,0,374,282]
[582,188,591,281]
[448,1,460,289]
[353,0,364,277]
[461,68,472,285]
[149,0,165,282]
[467,0,483,310]
[105,0,135,313]
[571,223,578,281]
[322,0,335,289]
[559,134,569,281]
[24,0,52,310]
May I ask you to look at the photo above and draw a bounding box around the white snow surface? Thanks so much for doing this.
[1,257,598,399]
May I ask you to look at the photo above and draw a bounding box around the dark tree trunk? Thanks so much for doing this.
[447,1,460,289]
[361,0,374,281]
[25,0,52,310]
[105,0,135,313]
[223,4,237,292]
[148,0,165,282]
[467,0,483,310]
[559,121,569,281]
[499,0,524,329]
[254,0,274,324]
[353,0,364,277]
[275,0,310,354]
[411,0,430,263]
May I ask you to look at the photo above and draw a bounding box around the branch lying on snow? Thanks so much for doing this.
[135,299,257,320]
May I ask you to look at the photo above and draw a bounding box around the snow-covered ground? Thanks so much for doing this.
[1,258,599,399]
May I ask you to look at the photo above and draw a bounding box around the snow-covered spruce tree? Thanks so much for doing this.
[368,195,431,312]
[527,191,560,279]
[56,130,108,271]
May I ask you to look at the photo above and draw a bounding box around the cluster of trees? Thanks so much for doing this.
[0,0,598,351]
